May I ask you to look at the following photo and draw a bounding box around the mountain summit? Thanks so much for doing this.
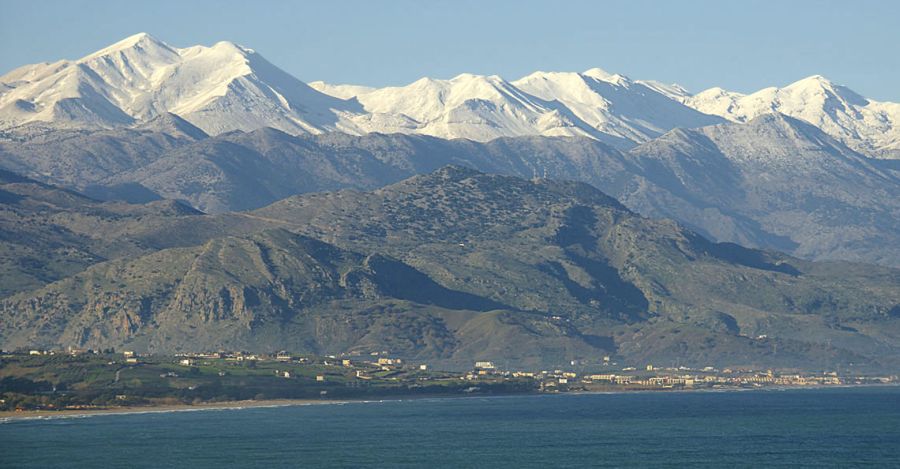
[0,33,361,136]
[685,75,900,158]
[2,33,899,157]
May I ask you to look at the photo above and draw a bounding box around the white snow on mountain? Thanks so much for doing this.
[685,76,900,158]
[511,68,723,146]
[308,81,375,100]
[314,69,723,147]
[329,73,615,144]
[2,33,899,157]
[0,33,362,136]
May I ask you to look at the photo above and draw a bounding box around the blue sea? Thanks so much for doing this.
[2,387,899,468]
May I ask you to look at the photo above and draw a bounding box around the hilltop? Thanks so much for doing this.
[2,167,899,370]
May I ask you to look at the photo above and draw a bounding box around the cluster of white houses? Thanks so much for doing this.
[464,363,888,389]
[11,349,895,388]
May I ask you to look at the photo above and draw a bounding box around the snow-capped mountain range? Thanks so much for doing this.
[2,33,899,158]
[0,33,360,136]
[685,77,900,158]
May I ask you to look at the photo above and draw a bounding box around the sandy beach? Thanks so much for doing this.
[4,383,894,422]
[0,398,349,421]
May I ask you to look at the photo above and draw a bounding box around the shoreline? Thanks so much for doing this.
[3,383,897,422]
[0,398,349,422]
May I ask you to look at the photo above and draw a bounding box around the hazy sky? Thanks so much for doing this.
[2,0,898,100]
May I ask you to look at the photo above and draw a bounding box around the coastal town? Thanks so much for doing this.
[2,347,896,414]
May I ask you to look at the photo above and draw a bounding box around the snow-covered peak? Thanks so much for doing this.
[308,81,375,99]
[334,71,579,142]
[683,76,899,156]
[445,73,534,106]
[358,73,534,116]
[512,68,723,146]
[451,72,497,81]
[4,33,898,157]
[780,75,839,99]
[213,40,253,53]
[0,60,70,86]
[691,86,744,100]
[1,33,726,147]
[582,67,629,85]
[513,71,611,110]
[781,74,869,107]
[81,32,175,61]
[787,74,831,88]
[0,33,360,135]
[635,80,691,100]
[685,87,747,121]
[447,73,508,92]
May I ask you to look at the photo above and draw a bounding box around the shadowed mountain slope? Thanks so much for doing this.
[4,115,900,267]
[4,167,897,370]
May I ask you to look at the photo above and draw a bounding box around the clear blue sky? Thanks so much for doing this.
[2,0,898,100]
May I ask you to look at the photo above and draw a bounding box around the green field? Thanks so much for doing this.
[0,353,535,412]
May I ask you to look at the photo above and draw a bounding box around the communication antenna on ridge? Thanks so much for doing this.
[532,166,539,182]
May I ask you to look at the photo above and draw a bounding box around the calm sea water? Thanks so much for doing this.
[2,387,899,468]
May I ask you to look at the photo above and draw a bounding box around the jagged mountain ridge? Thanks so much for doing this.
[0,32,720,148]
[311,69,723,148]
[623,114,900,266]
[0,168,203,297]
[0,125,634,213]
[2,167,899,370]
[685,75,900,158]
[0,229,552,364]
[0,33,361,136]
[3,113,900,267]
[4,33,898,156]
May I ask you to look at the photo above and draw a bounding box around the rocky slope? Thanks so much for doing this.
[623,114,900,266]
[1,125,633,213]
[5,113,900,267]
[0,168,204,297]
[3,168,899,370]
